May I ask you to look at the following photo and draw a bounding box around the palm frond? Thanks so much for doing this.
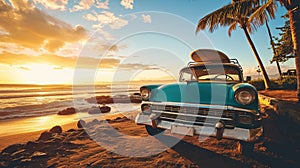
[196,0,261,34]
[228,22,238,36]
[277,0,290,10]
[249,0,277,26]
[234,0,260,17]
[196,3,236,33]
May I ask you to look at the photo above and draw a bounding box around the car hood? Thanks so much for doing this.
[149,81,257,110]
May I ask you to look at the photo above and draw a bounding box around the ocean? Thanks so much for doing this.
[0,84,141,121]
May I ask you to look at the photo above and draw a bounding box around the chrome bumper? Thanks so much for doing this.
[135,113,263,142]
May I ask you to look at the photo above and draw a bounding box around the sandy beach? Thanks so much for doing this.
[0,112,239,167]
[1,108,300,167]
[0,121,77,151]
[0,110,138,151]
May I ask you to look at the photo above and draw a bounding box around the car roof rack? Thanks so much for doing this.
[187,62,200,67]
[187,59,243,73]
[230,59,243,73]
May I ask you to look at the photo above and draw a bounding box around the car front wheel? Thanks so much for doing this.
[145,125,165,136]
[237,141,254,155]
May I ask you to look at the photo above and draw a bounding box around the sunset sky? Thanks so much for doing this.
[0,0,294,84]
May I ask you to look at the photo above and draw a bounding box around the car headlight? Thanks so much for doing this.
[140,88,151,100]
[234,89,256,105]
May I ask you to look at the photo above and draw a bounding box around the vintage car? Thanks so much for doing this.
[135,49,263,154]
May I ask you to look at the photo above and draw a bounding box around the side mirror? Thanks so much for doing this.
[245,76,251,82]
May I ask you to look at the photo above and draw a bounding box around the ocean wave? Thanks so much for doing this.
[0,84,141,121]
[0,89,139,99]
[0,101,140,121]
[0,99,80,120]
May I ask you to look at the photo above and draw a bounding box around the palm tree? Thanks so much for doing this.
[251,0,300,99]
[266,21,282,77]
[196,0,272,89]
[272,15,295,63]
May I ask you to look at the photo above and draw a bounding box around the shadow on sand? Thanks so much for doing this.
[154,134,250,168]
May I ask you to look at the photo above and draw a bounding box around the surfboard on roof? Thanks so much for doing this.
[190,49,230,64]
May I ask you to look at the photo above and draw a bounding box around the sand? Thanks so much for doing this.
[0,122,77,151]
[259,90,298,102]
[1,97,300,167]
[0,111,139,151]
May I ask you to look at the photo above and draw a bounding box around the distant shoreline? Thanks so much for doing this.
[0,79,177,86]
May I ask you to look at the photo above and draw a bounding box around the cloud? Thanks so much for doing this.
[120,0,133,9]
[118,63,159,70]
[95,0,109,9]
[0,34,122,59]
[83,13,98,21]
[0,51,159,71]
[0,51,120,69]
[84,11,128,29]
[130,14,137,20]
[77,35,124,58]
[70,0,94,12]
[78,56,121,69]
[33,0,68,11]
[19,66,30,71]
[70,0,109,12]
[95,29,115,41]
[8,0,33,10]
[0,42,40,56]
[0,0,87,52]
[141,14,151,23]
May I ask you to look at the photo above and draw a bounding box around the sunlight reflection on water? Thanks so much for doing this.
[0,114,78,136]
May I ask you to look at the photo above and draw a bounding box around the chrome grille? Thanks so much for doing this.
[150,104,235,128]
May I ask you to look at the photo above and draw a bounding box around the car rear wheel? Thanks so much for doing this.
[145,125,165,136]
[237,141,254,155]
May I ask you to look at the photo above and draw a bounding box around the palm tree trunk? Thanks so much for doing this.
[266,21,282,77]
[287,5,300,99]
[242,26,271,90]
[275,61,282,78]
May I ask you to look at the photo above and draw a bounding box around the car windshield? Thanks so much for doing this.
[180,64,242,82]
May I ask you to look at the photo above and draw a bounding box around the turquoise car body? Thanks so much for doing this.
[148,82,259,111]
[136,57,263,143]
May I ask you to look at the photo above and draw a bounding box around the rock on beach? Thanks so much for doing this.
[58,107,76,115]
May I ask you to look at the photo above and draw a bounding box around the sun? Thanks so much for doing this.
[19,64,73,84]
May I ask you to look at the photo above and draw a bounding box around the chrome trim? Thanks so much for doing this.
[152,110,233,121]
[158,116,235,129]
[136,113,263,142]
[159,116,216,127]
[144,101,257,114]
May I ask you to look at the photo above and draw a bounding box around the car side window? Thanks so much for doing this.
[180,69,196,82]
